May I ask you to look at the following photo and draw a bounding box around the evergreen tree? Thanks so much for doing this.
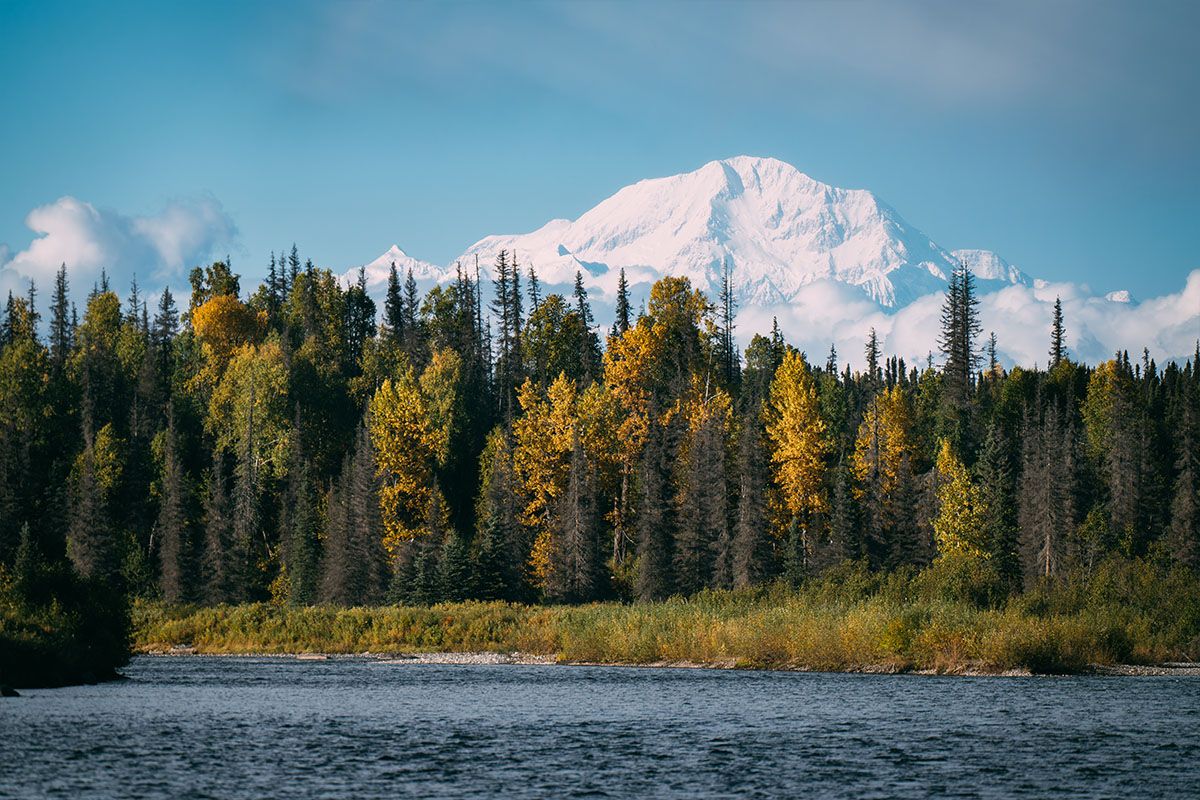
[613,267,631,337]
[1168,397,1199,569]
[288,244,301,289]
[229,394,261,603]
[732,417,773,588]
[717,258,738,388]
[1050,296,1067,367]
[527,264,542,314]
[865,328,881,390]
[473,428,524,600]
[49,264,73,372]
[824,459,859,563]
[546,437,602,601]
[571,270,601,383]
[781,518,806,586]
[976,421,1020,590]
[155,405,190,603]
[938,262,981,452]
[67,423,118,583]
[1018,403,1077,583]
[201,450,232,604]
[321,423,388,605]
[384,260,404,340]
[634,419,675,601]
[438,528,474,601]
[280,410,320,605]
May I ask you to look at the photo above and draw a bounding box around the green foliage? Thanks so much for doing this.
[3,252,1198,685]
[131,556,1200,675]
[1,550,130,688]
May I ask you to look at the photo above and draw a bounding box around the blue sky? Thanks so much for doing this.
[1,0,1197,301]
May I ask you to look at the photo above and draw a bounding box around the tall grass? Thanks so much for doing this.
[133,557,1200,674]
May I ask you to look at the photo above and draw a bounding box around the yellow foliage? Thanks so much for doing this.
[190,294,264,394]
[601,321,657,466]
[207,338,292,481]
[369,370,439,553]
[91,423,123,496]
[418,348,461,468]
[1081,359,1129,460]
[512,375,578,533]
[852,385,916,501]
[932,439,989,560]
[765,351,829,519]
[528,528,555,589]
[575,381,621,476]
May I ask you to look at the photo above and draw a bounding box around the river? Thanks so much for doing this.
[2,656,1197,798]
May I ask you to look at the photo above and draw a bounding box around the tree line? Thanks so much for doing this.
[1,250,1197,611]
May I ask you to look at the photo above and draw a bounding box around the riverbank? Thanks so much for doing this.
[135,650,1200,676]
[133,559,1200,675]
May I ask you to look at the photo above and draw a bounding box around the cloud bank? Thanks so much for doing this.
[0,196,237,296]
[739,271,1200,370]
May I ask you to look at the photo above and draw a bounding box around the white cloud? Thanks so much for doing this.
[743,270,1200,369]
[0,195,237,297]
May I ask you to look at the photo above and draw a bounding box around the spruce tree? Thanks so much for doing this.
[717,258,739,388]
[228,389,261,602]
[438,529,474,601]
[1018,403,1075,583]
[321,424,387,605]
[674,409,725,595]
[938,262,981,452]
[614,267,631,337]
[280,410,320,605]
[67,424,118,583]
[384,260,404,340]
[49,264,73,372]
[547,437,602,602]
[473,429,524,601]
[782,519,805,587]
[202,449,232,604]
[527,264,542,314]
[732,418,772,588]
[1168,397,1199,569]
[825,459,859,564]
[571,270,601,383]
[1049,296,1066,367]
[155,405,190,603]
[976,421,1020,591]
[634,420,675,601]
[865,328,881,390]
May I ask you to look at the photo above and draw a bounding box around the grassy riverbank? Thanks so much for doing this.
[134,558,1200,674]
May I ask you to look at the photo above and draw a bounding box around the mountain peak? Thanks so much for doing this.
[454,155,965,306]
[363,156,1030,309]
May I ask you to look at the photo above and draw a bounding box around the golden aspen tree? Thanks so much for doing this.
[852,385,916,500]
[932,438,989,559]
[208,337,292,480]
[512,374,578,587]
[368,369,438,554]
[418,347,462,469]
[190,294,264,392]
[765,350,829,522]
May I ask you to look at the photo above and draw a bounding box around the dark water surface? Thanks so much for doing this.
[2,656,1198,799]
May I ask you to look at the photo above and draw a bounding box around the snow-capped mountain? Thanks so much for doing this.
[346,156,1197,367]
[449,156,1027,308]
[354,244,445,291]
[950,249,1030,291]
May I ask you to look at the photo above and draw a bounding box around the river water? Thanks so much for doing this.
[2,656,1197,798]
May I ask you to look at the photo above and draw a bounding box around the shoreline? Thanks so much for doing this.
[137,648,1200,677]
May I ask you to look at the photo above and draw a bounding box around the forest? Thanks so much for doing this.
[1,248,1198,682]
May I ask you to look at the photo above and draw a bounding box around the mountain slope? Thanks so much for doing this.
[450,156,1024,308]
